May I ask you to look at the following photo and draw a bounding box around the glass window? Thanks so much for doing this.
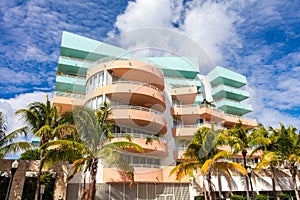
[133,156,139,164]
[147,158,153,165]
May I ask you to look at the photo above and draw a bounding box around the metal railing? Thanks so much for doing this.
[57,74,86,80]
[111,80,162,92]
[114,133,166,143]
[60,55,95,64]
[54,91,85,99]
[111,105,163,115]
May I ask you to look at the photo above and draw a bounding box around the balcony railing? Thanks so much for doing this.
[60,55,96,64]
[54,91,85,99]
[111,105,163,115]
[114,133,166,143]
[110,81,162,92]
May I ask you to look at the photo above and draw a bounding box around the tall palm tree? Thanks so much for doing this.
[170,127,247,200]
[0,112,31,158]
[42,105,143,200]
[15,96,75,200]
[270,123,300,200]
[253,124,283,199]
[223,122,271,200]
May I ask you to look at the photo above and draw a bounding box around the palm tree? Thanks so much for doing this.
[270,123,300,200]
[42,105,143,200]
[253,124,283,199]
[15,96,75,200]
[170,127,247,200]
[0,112,32,158]
[223,122,271,200]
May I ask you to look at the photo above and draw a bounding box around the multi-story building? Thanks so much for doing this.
[53,31,259,199]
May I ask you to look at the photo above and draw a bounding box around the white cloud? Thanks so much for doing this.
[0,92,53,134]
[110,0,242,73]
[111,0,300,130]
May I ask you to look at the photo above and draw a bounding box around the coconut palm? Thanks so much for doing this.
[223,122,271,200]
[170,127,247,200]
[42,105,143,200]
[0,112,31,158]
[270,123,300,200]
[15,96,75,200]
[252,124,284,199]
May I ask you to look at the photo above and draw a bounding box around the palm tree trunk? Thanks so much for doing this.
[81,173,87,200]
[290,165,300,200]
[34,150,44,200]
[242,152,250,200]
[88,159,98,200]
[203,178,208,200]
[271,167,278,200]
[207,172,216,200]
[217,171,222,200]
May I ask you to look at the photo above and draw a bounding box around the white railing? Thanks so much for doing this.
[60,55,95,64]
[111,81,162,92]
[212,84,247,93]
[58,74,86,80]
[114,133,166,143]
[111,105,163,115]
[54,91,85,99]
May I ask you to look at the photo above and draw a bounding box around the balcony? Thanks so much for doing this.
[171,104,225,122]
[215,98,253,116]
[53,94,85,113]
[87,60,164,90]
[111,136,168,157]
[55,74,86,93]
[208,66,247,88]
[85,81,166,112]
[171,86,197,104]
[212,85,250,101]
[172,123,224,138]
[224,113,257,128]
[109,105,167,134]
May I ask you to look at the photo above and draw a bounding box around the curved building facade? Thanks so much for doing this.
[53,31,262,200]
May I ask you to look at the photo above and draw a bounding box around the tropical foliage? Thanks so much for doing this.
[170,127,247,200]
[15,96,75,200]
[42,104,143,200]
[0,112,31,159]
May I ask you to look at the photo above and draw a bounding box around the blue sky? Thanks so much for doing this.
[0,0,299,133]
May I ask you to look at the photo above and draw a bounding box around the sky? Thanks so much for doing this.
[0,0,299,136]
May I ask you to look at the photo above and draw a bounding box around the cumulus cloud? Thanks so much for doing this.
[0,92,52,134]
[111,0,300,129]
[110,0,242,72]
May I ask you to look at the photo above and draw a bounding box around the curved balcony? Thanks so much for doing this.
[171,104,225,123]
[53,93,85,113]
[87,60,164,90]
[85,81,166,112]
[224,114,257,128]
[172,123,223,138]
[171,86,198,104]
[111,136,168,157]
[109,105,167,134]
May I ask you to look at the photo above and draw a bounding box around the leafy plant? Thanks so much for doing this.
[278,193,290,200]
[230,194,244,200]
[255,194,269,200]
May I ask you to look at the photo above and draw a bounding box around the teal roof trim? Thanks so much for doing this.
[145,57,199,79]
[60,31,130,61]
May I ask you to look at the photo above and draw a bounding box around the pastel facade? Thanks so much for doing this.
[53,31,260,199]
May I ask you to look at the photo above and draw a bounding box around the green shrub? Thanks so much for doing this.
[278,193,290,200]
[230,194,244,200]
[255,194,269,200]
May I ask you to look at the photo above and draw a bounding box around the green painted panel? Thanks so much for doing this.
[145,57,199,79]
[212,85,249,101]
[215,99,253,115]
[208,66,247,88]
